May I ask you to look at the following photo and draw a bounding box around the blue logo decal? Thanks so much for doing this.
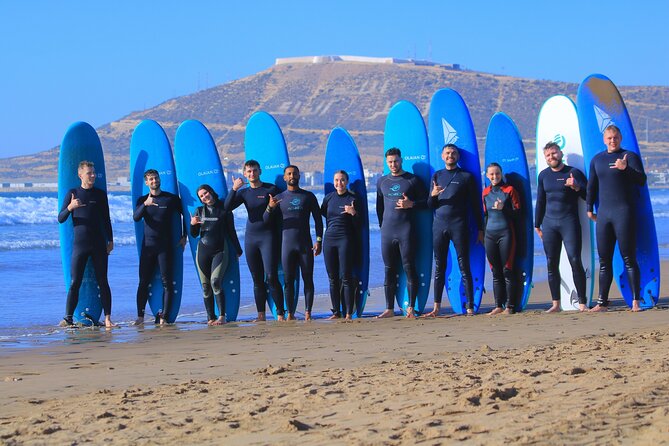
[290,198,301,206]
[553,134,566,149]
[390,184,401,192]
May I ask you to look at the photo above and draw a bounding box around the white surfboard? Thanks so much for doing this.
[536,95,595,310]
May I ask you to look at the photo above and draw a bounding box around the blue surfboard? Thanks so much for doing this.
[577,74,660,309]
[484,112,534,310]
[129,120,184,323]
[244,111,299,318]
[324,127,370,318]
[57,122,107,325]
[383,100,433,314]
[427,88,486,314]
[173,120,240,322]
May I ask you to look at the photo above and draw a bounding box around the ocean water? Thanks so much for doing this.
[1,189,668,347]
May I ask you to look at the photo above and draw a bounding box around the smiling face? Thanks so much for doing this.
[284,166,300,187]
[144,173,161,191]
[386,154,402,175]
[441,146,460,169]
[197,188,215,205]
[544,146,564,169]
[603,128,622,153]
[334,172,348,194]
[78,165,96,188]
[244,164,261,184]
[486,165,503,186]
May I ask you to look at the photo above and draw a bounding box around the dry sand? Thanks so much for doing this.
[1,279,669,445]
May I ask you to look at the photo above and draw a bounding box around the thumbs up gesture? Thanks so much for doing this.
[565,172,580,191]
[613,153,629,170]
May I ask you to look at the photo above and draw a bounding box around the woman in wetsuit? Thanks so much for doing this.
[190,184,242,325]
[482,163,521,315]
[321,170,360,320]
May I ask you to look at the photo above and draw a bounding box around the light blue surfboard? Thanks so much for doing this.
[173,120,240,322]
[577,73,659,309]
[428,88,486,314]
[244,111,299,318]
[484,112,534,310]
[324,127,370,318]
[383,100,433,314]
[57,122,107,325]
[130,119,184,323]
[536,95,595,310]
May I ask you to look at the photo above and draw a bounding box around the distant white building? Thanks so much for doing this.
[275,55,461,71]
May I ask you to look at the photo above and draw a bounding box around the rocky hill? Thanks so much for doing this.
[2,60,668,182]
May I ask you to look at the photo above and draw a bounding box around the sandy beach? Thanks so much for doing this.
[1,276,668,445]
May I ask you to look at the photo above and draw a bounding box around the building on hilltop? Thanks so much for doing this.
[275,55,461,71]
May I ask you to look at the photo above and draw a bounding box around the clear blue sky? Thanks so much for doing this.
[1,0,667,157]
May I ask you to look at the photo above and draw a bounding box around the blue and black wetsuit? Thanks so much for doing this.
[376,172,428,310]
[133,191,185,319]
[482,182,520,311]
[264,188,323,314]
[58,187,113,322]
[587,149,646,306]
[320,190,360,316]
[428,167,483,310]
[225,183,284,314]
[535,165,588,305]
[190,201,242,321]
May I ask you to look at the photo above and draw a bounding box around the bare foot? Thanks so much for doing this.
[159,318,167,325]
[254,312,266,322]
[132,317,144,326]
[405,308,416,319]
[211,317,225,326]
[376,309,395,319]
[466,308,475,316]
[344,314,353,321]
[502,308,512,315]
[589,304,608,312]
[546,303,560,313]
[631,300,642,312]
[287,313,297,321]
[578,304,588,312]
[327,314,341,320]
[489,307,503,315]
[277,314,285,321]
[305,311,312,321]
[422,307,441,318]
[104,316,116,328]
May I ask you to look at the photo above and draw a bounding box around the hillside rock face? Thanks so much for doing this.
[2,61,668,182]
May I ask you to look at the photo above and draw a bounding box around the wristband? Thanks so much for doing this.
[316,237,322,242]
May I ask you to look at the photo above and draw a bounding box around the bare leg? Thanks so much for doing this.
[376,309,395,319]
[422,303,441,318]
[631,300,642,312]
[489,307,504,316]
[305,311,312,321]
[546,301,561,313]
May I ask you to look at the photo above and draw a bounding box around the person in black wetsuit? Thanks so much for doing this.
[264,165,323,321]
[425,144,483,317]
[57,160,115,328]
[587,125,647,313]
[376,148,428,319]
[133,169,187,325]
[535,142,588,312]
[321,170,360,320]
[225,160,285,322]
[190,184,242,325]
[482,163,521,315]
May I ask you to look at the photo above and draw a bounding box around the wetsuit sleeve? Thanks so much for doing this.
[226,212,243,256]
[623,151,647,186]
[100,190,113,243]
[376,181,384,228]
[534,173,546,228]
[320,193,330,218]
[262,199,279,225]
[133,195,147,222]
[190,207,202,238]
[223,188,243,212]
[410,176,428,209]
[509,186,521,211]
[310,194,323,239]
[481,187,489,230]
[427,172,438,209]
[351,192,362,228]
[468,174,484,231]
[586,158,598,213]
[572,168,587,200]
[176,196,187,238]
[58,188,75,223]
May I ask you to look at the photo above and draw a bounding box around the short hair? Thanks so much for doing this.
[543,142,561,152]
[196,184,219,202]
[385,147,402,158]
[334,169,349,181]
[78,160,94,170]
[244,159,260,170]
[143,169,159,179]
[442,143,460,154]
[486,162,503,174]
[284,164,299,173]
[604,124,622,135]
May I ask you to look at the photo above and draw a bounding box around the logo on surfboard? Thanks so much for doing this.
[552,134,566,149]
[442,118,459,145]
[594,105,616,134]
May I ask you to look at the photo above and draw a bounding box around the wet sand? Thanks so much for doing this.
[1,277,668,445]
